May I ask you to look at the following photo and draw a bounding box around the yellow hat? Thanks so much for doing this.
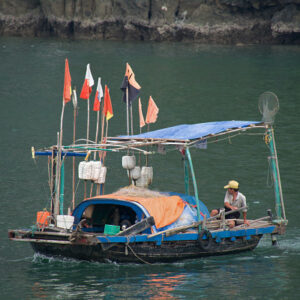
[224,180,239,189]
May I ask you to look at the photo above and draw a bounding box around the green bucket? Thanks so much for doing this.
[104,224,120,235]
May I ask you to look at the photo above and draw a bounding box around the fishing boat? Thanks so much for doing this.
[8,90,287,264]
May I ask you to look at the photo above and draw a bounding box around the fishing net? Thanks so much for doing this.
[258,92,279,124]
[114,185,166,198]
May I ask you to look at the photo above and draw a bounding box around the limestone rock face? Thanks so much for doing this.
[0,0,299,44]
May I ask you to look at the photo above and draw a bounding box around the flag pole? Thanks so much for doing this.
[94,110,100,159]
[99,117,109,196]
[130,103,134,135]
[85,97,90,199]
[87,98,90,143]
[72,89,77,210]
[97,103,105,195]
[54,100,66,216]
[54,131,60,217]
[126,87,129,136]
[94,102,101,195]
[90,106,100,197]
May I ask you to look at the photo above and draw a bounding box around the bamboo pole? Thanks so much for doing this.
[148,206,249,238]
[72,89,77,210]
[90,108,101,197]
[50,148,56,215]
[94,109,100,195]
[54,132,61,216]
[84,98,90,199]
[268,127,286,220]
[94,110,100,159]
[97,106,106,195]
[130,103,134,135]
[87,98,90,143]
[126,87,129,136]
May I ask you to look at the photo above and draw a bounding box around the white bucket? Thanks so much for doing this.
[57,215,74,230]
[122,155,136,170]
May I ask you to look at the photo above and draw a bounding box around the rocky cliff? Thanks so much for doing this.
[0,0,300,44]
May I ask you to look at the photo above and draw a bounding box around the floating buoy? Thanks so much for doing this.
[142,166,153,185]
[78,161,86,179]
[131,166,141,180]
[78,161,93,180]
[95,166,107,184]
[122,155,136,170]
[136,166,153,187]
[91,161,102,181]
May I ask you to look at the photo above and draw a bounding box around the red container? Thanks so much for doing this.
[36,211,51,228]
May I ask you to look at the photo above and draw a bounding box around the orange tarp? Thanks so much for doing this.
[93,194,185,229]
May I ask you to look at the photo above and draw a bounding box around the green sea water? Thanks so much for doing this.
[0,37,300,299]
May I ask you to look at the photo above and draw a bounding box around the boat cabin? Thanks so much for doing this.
[72,199,148,234]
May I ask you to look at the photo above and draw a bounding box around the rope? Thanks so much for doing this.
[30,225,38,236]
[127,243,152,265]
[125,235,152,264]
[32,156,52,210]
[267,156,273,187]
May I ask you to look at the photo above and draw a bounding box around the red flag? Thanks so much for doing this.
[80,64,94,99]
[138,98,145,128]
[63,59,72,103]
[93,77,104,111]
[146,96,159,124]
[103,85,113,120]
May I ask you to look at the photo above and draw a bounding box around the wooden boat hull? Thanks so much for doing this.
[29,234,262,263]
[10,220,282,264]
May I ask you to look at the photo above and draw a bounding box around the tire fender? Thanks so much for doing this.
[198,229,213,250]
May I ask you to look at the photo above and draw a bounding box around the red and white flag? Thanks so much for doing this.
[80,64,94,99]
[93,77,104,111]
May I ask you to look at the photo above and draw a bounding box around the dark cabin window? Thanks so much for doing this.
[82,204,137,231]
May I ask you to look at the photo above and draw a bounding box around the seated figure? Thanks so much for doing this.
[210,180,249,228]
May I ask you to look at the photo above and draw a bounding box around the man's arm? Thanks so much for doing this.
[224,202,238,211]
[243,211,250,226]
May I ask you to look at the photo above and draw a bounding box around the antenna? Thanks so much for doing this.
[258,92,279,124]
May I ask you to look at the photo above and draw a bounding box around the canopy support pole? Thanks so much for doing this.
[185,148,201,228]
[184,157,189,195]
[267,126,286,221]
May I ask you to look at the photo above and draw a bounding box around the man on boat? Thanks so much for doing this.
[210,180,249,228]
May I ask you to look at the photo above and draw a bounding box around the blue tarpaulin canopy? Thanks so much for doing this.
[120,121,261,141]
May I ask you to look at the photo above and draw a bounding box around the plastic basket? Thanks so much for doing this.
[104,224,120,235]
